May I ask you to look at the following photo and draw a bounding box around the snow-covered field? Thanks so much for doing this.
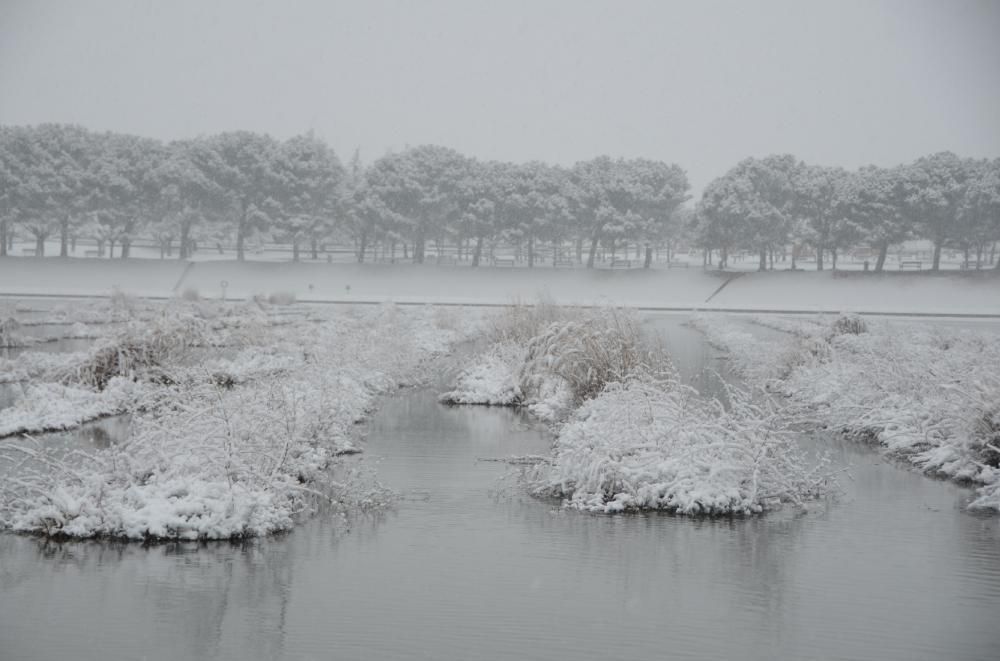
[691,313,1000,510]
[0,298,479,540]
[4,256,996,313]
[442,304,835,514]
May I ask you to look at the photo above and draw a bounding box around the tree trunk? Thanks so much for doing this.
[414,227,425,264]
[292,241,300,262]
[644,245,653,268]
[720,246,728,269]
[236,222,246,262]
[60,216,69,257]
[35,234,45,257]
[0,220,6,257]
[121,237,130,259]
[575,237,583,263]
[586,235,599,268]
[236,200,248,262]
[358,231,368,263]
[932,239,942,271]
[165,238,172,257]
[875,240,888,272]
[832,248,838,270]
[816,246,824,271]
[108,240,115,259]
[989,241,996,266]
[769,248,775,270]
[179,223,190,259]
[527,235,534,268]
[472,235,483,267]
[311,235,318,260]
[758,248,767,271]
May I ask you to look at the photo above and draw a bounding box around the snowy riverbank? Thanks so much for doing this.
[691,313,1000,510]
[0,299,479,540]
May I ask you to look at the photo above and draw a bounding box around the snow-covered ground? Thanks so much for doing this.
[0,299,480,540]
[691,313,1000,510]
[3,256,996,313]
[711,270,1000,315]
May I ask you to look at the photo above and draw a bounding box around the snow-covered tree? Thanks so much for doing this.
[846,165,911,271]
[365,145,469,263]
[204,132,282,262]
[792,165,851,270]
[957,158,1000,269]
[904,152,973,271]
[272,133,345,261]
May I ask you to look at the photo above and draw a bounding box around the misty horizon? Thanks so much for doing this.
[2,0,999,197]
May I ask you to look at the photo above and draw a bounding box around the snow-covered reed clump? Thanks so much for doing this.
[527,378,831,514]
[442,304,661,420]
[0,299,475,539]
[440,299,580,411]
[446,303,833,515]
[695,313,1000,511]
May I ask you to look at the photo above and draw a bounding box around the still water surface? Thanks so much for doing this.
[1,317,998,660]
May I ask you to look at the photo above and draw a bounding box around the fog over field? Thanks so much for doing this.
[1,2,999,661]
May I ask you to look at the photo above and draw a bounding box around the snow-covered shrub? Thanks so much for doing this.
[71,313,207,390]
[180,287,200,302]
[831,313,867,336]
[430,304,462,331]
[267,291,297,306]
[526,377,832,514]
[109,287,138,320]
[0,317,23,347]
[695,313,1000,511]
[440,342,524,406]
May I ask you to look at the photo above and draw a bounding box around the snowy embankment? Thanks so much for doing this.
[442,303,833,514]
[0,300,476,540]
[691,313,1000,510]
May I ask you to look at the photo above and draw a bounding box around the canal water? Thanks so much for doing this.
[1,316,998,660]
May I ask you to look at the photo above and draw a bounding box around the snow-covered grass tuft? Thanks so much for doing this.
[267,291,297,306]
[694,313,1000,511]
[526,377,832,514]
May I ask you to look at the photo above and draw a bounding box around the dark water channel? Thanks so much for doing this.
[1,316,999,660]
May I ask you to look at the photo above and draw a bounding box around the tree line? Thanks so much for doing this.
[0,124,689,267]
[1,124,998,271]
[697,153,1000,271]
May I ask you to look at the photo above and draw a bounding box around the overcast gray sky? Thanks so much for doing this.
[1,0,998,196]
